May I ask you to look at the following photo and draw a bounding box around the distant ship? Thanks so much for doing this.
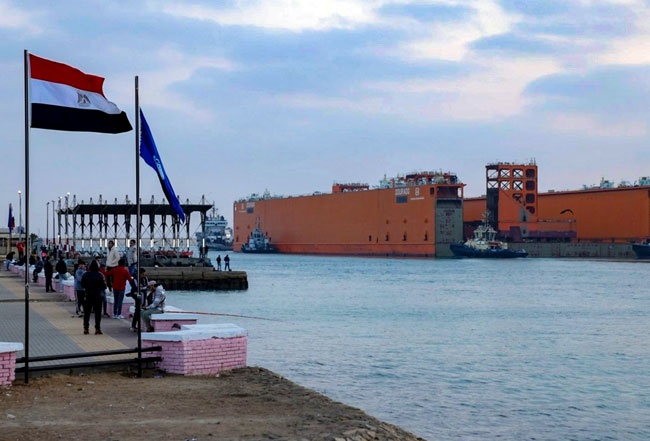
[450,217,527,258]
[195,207,233,251]
[241,218,277,253]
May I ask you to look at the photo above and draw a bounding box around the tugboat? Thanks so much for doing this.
[241,218,277,253]
[632,241,650,259]
[450,219,527,258]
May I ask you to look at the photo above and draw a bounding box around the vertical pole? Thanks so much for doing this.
[23,49,30,384]
[135,76,142,378]
[51,200,55,250]
[46,202,49,247]
[7,205,11,254]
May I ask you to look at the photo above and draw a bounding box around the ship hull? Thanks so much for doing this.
[241,245,277,254]
[632,243,650,259]
[449,243,528,258]
[234,183,465,258]
[205,243,233,251]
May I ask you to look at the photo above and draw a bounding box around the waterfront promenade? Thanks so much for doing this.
[0,264,423,441]
[0,269,135,369]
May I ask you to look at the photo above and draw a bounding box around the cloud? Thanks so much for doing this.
[360,56,559,121]
[525,64,650,137]
[378,2,472,22]
[389,0,520,61]
[470,32,557,54]
[0,0,42,35]
[109,46,239,121]
[546,113,647,137]
[245,55,558,123]
[525,65,650,117]
[160,0,380,32]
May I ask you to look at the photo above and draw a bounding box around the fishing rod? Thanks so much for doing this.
[165,310,278,321]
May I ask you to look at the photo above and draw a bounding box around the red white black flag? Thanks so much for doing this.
[29,54,132,133]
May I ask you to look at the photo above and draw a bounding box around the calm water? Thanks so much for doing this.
[169,253,650,440]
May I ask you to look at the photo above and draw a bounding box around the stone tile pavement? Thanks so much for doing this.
[0,270,140,368]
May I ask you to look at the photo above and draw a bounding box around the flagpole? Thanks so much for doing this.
[23,49,30,384]
[135,75,142,378]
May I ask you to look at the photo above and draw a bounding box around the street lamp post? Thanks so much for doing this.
[65,192,70,250]
[17,190,22,240]
[51,200,55,250]
[57,196,62,250]
[46,202,49,246]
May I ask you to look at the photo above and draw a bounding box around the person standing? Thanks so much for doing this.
[141,281,166,332]
[44,256,54,292]
[74,260,86,317]
[55,257,68,292]
[98,262,110,318]
[129,268,149,332]
[216,254,222,271]
[224,254,230,271]
[105,240,120,291]
[107,258,133,319]
[81,260,107,335]
[126,239,137,277]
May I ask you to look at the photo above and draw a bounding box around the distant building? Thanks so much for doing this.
[0,227,22,254]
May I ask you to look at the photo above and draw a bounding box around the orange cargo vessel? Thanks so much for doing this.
[234,163,650,258]
[233,172,465,257]
[464,163,650,243]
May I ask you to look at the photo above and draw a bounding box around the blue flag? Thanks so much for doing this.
[7,204,14,233]
[139,109,185,223]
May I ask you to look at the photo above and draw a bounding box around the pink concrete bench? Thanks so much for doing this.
[105,294,135,318]
[142,324,247,375]
[150,313,199,331]
[128,305,197,331]
[0,342,23,386]
[61,279,75,301]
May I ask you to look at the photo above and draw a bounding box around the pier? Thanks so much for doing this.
[143,267,248,290]
[52,196,212,252]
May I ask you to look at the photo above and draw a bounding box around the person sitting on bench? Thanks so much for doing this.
[141,281,166,332]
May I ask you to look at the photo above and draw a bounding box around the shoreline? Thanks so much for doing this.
[1,367,426,441]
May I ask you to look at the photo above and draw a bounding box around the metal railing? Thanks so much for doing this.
[15,346,162,373]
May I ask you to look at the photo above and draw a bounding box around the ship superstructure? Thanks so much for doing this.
[464,162,650,244]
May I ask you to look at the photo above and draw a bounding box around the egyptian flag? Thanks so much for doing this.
[29,54,132,133]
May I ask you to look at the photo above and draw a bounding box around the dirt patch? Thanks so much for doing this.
[0,367,425,441]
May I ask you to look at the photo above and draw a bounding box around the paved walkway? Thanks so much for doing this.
[0,269,138,368]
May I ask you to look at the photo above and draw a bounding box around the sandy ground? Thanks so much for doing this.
[0,367,425,441]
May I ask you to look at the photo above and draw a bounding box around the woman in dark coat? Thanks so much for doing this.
[80,260,107,335]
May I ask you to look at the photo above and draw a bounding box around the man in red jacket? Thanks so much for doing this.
[106,258,134,319]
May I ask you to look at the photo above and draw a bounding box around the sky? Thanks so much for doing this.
[2,0,650,237]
